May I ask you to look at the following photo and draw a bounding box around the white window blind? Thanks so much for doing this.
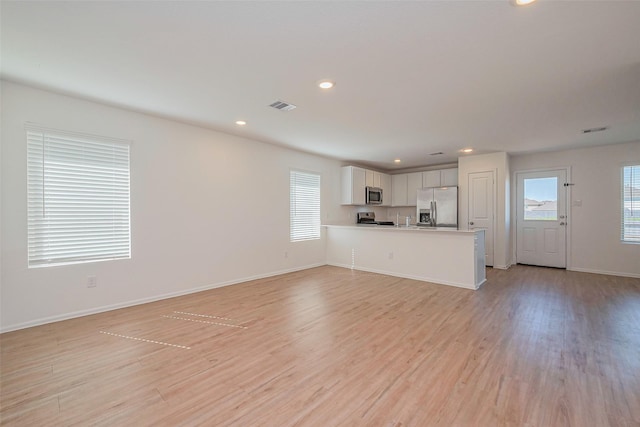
[622,165,640,243]
[290,170,321,242]
[27,125,131,267]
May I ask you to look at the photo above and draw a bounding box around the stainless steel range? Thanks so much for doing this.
[356,212,394,226]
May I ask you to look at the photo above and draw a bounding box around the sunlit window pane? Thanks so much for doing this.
[524,177,557,221]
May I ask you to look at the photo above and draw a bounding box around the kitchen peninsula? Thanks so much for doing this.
[324,225,486,289]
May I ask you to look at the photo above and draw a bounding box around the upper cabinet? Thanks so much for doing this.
[422,168,458,187]
[391,174,408,206]
[391,168,458,206]
[406,172,423,206]
[379,173,391,206]
[342,166,391,206]
[422,170,441,188]
[440,168,458,186]
[341,166,366,205]
[342,165,456,207]
[365,170,377,187]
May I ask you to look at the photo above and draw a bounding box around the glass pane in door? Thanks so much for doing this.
[524,177,557,220]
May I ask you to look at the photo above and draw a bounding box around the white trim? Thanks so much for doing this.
[568,267,640,279]
[513,166,571,268]
[466,169,497,267]
[24,121,132,145]
[0,263,324,333]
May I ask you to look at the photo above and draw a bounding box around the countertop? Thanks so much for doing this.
[323,224,481,234]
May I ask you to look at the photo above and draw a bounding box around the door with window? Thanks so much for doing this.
[516,169,567,268]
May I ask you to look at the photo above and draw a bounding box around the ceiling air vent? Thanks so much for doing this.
[582,126,608,134]
[429,152,444,156]
[269,100,297,111]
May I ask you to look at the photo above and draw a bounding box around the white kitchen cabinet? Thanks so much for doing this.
[365,170,389,188]
[391,174,408,206]
[365,169,376,187]
[423,168,458,187]
[441,168,458,186]
[342,166,391,205]
[341,166,366,205]
[392,172,426,207]
[380,173,392,206]
[422,170,441,188]
[391,167,458,206]
[406,172,423,206]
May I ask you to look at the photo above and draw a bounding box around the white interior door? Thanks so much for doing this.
[468,171,494,267]
[516,169,567,268]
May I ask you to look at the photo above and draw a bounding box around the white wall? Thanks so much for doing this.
[458,152,511,269]
[0,81,350,332]
[510,141,640,277]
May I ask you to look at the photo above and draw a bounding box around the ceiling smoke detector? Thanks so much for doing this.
[269,100,297,111]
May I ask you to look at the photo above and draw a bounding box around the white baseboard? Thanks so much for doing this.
[492,264,511,270]
[567,267,640,279]
[0,263,325,334]
[326,262,479,290]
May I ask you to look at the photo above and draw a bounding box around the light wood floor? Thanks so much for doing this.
[1,265,639,426]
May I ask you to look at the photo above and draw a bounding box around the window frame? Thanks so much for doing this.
[622,164,640,244]
[289,169,321,242]
[26,124,132,267]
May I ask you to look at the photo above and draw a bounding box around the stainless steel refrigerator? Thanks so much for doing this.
[416,186,458,228]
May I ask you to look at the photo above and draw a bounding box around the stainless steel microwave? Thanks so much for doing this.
[366,186,383,205]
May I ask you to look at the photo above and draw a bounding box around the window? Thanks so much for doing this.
[622,165,640,243]
[290,170,321,242]
[27,125,131,267]
[523,177,558,220]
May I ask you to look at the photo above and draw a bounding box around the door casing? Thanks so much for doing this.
[514,167,571,269]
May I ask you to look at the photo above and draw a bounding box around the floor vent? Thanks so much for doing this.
[269,100,297,111]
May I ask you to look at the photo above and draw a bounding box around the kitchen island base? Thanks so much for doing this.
[325,225,486,290]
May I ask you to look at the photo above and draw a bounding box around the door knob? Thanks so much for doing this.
[560,222,565,226]
[559,215,565,219]
[469,221,474,225]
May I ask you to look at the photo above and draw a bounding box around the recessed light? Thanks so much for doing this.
[461,148,474,153]
[318,80,335,89]
[235,120,247,126]
[394,159,401,164]
[511,0,536,6]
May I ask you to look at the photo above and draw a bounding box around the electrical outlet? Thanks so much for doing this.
[284,251,289,259]
[87,276,97,288]
[388,252,394,260]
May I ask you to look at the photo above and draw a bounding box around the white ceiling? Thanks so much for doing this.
[2,1,640,171]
